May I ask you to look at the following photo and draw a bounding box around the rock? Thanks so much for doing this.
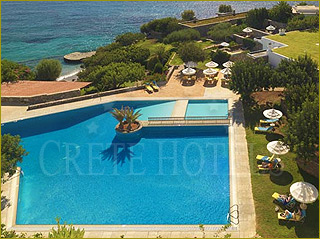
[63,51,96,63]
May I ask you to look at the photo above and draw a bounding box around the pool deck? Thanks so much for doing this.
[1,69,256,238]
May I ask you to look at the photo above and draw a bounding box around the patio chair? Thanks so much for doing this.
[150,81,160,91]
[144,84,154,93]
[278,211,306,223]
[256,154,279,162]
[254,126,274,133]
[260,118,279,124]
[272,192,296,210]
[257,158,281,171]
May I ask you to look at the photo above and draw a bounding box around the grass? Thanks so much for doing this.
[182,12,247,27]
[266,31,319,63]
[243,95,319,238]
[136,39,174,56]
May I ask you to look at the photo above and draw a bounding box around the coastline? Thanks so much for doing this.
[56,68,81,82]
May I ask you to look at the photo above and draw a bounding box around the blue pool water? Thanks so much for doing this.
[2,100,230,225]
[186,100,228,118]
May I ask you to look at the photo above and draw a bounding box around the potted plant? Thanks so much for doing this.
[110,106,126,131]
[110,106,142,133]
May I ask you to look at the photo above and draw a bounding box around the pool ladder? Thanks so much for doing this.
[227,204,239,225]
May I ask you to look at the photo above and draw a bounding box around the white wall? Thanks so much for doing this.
[268,50,290,67]
[260,37,287,50]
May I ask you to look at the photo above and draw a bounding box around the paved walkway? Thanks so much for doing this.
[1,68,256,238]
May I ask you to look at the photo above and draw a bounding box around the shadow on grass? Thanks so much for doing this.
[269,171,293,186]
[265,132,284,141]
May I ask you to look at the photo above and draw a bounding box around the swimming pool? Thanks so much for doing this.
[2,100,230,225]
[185,100,228,118]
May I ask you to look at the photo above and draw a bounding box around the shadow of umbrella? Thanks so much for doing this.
[270,170,293,186]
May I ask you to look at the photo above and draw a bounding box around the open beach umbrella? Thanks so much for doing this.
[182,67,196,76]
[266,25,276,31]
[205,61,219,69]
[263,109,283,119]
[203,68,217,76]
[290,182,319,204]
[223,61,234,68]
[242,27,252,33]
[185,61,197,68]
[267,141,290,155]
[220,42,230,47]
[221,67,232,76]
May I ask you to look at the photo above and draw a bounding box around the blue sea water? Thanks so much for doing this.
[1,1,318,75]
[2,100,230,225]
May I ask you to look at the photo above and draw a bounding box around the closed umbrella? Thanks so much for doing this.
[205,61,219,69]
[182,67,196,76]
[263,109,283,119]
[290,182,319,204]
[223,61,234,68]
[203,68,217,76]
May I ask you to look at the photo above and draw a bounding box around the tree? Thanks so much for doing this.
[48,218,85,238]
[140,17,182,37]
[229,59,272,102]
[245,8,269,29]
[210,50,230,65]
[285,99,319,163]
[87,62,145,91]
[181,10,195,21]
[163,29,200,44]
[178,42,205,63]
[125,107,142,131]
[276,54,319,86]
[1,134,28,178]
[242,38,256,50]
[297,1,308,6]
[110,107,126,130]
[35,59,62,81]
[153,45,170,65]
[218,4,233,13]
[115,32,145,46]
[153,62,163,74]
[208,23,244,42]
[1,59,35,83]
[268,1,293,23]
[287,15,319,31]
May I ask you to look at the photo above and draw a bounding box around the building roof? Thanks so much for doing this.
[1,81,91,97]
[265,31,319,63]
[292,5,319,15]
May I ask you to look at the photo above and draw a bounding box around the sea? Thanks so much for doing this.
[1,1,319,77]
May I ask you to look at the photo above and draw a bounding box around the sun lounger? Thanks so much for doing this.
[258,158,280,171]
[254,126,274,133]
[260,118,279,124]
[272,192,296,209]
[256,154,280,162]
[278,212,305,223]
[144,84,153,93]
[151,81,160,91]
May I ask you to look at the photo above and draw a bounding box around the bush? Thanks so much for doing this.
[245,8,269,29]
[145,73,166,83]
[208,23,245,42]
[140,17,182,37]
[48,218,85,238]
[163,29,200,44]
[178,42,205,63]
[268,1,293,23]
[243,38,256,50]
[35,59,62,81]
[1,134,28,178]
[287,15,319,31]
[1,59,35,83]
[210,50,231,66]
[147,56,160,71]
[153,62,163,74]
[219,4,233,13]
[115,32,145,46]
[181,10,195,21]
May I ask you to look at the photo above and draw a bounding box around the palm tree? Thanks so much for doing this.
[125,107,142,131]
[110,106,126,130]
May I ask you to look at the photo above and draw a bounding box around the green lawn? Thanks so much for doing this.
[243,102,319,238]
[266,31,319,63]
[136,39,174,56]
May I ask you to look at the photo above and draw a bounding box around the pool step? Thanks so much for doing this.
[171,100,188,117]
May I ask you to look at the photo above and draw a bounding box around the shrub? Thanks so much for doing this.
[153,62,163,74]
[140,17,182,37]
[245,8,269,29]
[48,218,85,238]
[163,29,200,44]
[35,59,62,81]
[115,32,145,46]
[145,73,166,83]
[1,134,28,178]
[147,56,161,71]
[243,38,256,50]
[287,15,319,31]
[181,10,195,21]
[219,4,233,13]
[208,23,245,42]
[1,59,35,83]
[210,50,231,66]
[178,42,205,63]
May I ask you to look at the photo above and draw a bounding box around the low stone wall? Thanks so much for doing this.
[2,90,81,106]
[28,85,145,110]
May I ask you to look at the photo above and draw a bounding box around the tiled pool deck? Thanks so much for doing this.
[1,70,256,238]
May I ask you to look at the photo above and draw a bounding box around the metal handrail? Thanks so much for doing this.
[227,204,239,225]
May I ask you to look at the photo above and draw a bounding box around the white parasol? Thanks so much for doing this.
[263,109,283,119]
[267,141,290,155]
[205,61,219,69]
[290,182,319,204]
[182,67,196,76]
[223,61,234,68]
[221,67,232,75]
[185,61,197,68]
[266,25,276,31]
[220,42,230,47]
[203,68,217,76]
[242,27,252,33]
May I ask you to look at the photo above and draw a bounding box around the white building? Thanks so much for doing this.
[292,5,319,16]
